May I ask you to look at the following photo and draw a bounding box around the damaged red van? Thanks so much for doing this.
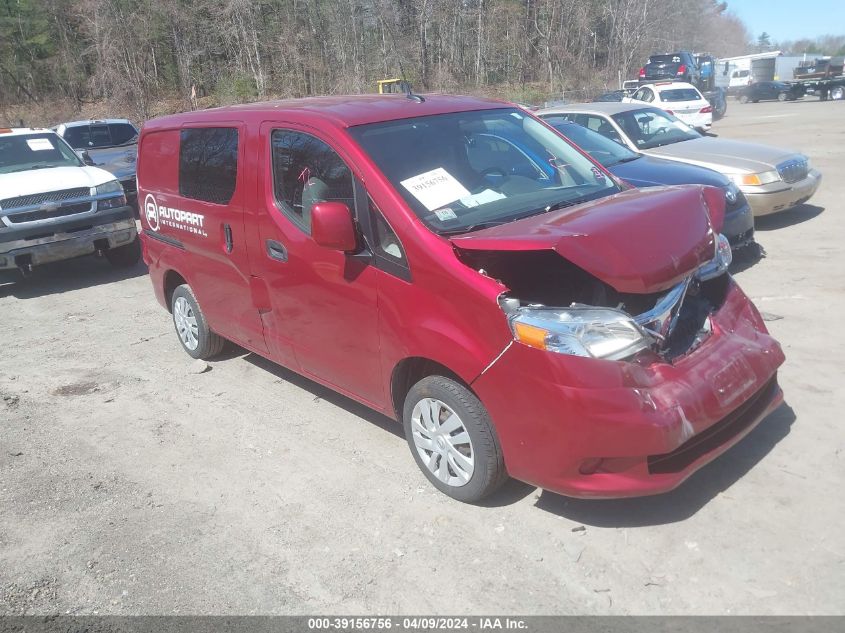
[137,95,784,502]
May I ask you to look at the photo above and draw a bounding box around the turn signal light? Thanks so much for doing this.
[676,64,687,75]
[638,67,645,78]
[512,321,548,350]
[739,174,763,186]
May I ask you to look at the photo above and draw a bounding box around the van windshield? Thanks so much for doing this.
[348,108,620,235]
[0,133,83,174]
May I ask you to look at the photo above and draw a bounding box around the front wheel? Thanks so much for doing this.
[170,284,226,359]
[403,376,507,503]
[831,86,844,101]
[777,92,787,101]
[105,237,141,268]
[738,94,749,104]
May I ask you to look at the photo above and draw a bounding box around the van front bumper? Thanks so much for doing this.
[743,169,822,216]
[0,208,137,271]
[472,279,785,498]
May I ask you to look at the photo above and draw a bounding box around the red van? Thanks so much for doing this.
[137,95,784,502]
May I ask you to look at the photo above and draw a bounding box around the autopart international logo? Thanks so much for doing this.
[144,193,159,231]
[143,194,207,237]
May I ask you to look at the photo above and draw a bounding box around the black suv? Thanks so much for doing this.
[639,52,700,86]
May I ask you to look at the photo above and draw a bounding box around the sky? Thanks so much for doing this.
[726,0,843,41]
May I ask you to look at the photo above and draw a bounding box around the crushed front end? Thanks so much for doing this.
[455,188,784,498]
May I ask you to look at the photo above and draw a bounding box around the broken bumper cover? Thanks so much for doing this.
[0,207,137,270]
[472,279,785,498]
[743,169,822,217]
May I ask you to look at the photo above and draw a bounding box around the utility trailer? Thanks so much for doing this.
[784,76,845,101]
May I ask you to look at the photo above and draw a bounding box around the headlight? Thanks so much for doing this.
[508,307,653,361]
[697,233,733,281]
[732,170,780,187]
[95,180,127,210]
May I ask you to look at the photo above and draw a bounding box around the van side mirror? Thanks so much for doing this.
[77,149,95,166]
[311,201,358,252]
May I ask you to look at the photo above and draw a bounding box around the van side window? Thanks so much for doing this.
[271,130,354,234]
[179,127,239,205]
[370,200,406,264]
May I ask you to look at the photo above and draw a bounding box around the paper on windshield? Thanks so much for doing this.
[401,168,471,211]
[26,138,54,151]
[459,188,506,207]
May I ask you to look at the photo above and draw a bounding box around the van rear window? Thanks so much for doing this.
[179,127,238,205]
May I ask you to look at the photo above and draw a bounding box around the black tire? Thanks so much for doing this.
[170,284,226,359]
[738,94,749,104]
[105,236,141,268]
[777,92,787,102]
[403,375,507,503]
[752,98,759,103]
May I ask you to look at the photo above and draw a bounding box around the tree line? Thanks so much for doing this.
[2,0,751,124]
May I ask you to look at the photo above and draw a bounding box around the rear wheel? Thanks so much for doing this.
[105,237,141,268]
[170,284,226,359]
[403,376,507,503]
[777,92,787,102]
[738,94,749,104]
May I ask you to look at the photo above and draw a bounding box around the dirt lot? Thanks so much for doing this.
[1,98,843,616]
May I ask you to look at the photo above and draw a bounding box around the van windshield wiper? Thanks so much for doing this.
[440,220,509,236]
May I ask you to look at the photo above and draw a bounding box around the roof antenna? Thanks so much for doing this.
[383,17,425,103]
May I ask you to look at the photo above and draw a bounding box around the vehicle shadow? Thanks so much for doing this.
[755,204,824,231]
[729,241,766,275]
[0,257,148,300]
[237,350,405,440]
[531,402,796,527]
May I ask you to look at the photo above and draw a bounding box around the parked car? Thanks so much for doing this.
[624,82,713,132]
[595,89,627,102]
[738,81,804,103]
[540,102,821,217]
[0,127,139,283]
[53,119,139,210]
[639,52,701,86]
[540,116,754,248]
[138,95,784,503]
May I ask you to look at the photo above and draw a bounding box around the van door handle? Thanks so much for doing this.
[266,239,288,262]
[223,224,234,253]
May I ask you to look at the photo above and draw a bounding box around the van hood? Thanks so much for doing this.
[450,186,717,294]
[645,137,799,174]
[0,165,116,202]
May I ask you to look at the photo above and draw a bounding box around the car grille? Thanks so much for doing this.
[4,202,93,224]
[777,158,809,184]
[0,187,91,211]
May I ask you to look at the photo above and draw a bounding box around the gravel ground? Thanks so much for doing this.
[1,97,843,615]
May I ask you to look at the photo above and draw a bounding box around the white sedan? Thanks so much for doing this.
[624,82,712,132]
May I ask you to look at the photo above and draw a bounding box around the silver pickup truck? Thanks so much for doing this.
[0,127,139,284]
